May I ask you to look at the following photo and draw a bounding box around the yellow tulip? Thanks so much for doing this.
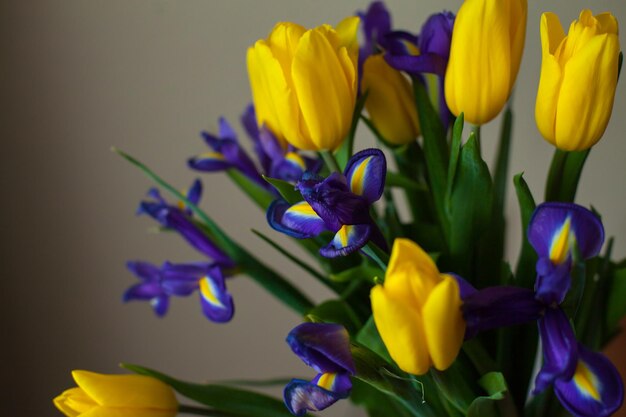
[536,10,620,151]
[371,239,465,375]
[445,0,527,125]
[53,370,178,417]
[361,55,420,145]
[247,17,359,151]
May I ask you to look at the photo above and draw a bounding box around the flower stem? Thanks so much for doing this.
[320,150,341,173]
[471,125,481,156]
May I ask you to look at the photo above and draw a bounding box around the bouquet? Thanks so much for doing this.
[53,1,625,416]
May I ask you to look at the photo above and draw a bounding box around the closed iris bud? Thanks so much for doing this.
[445,0,527,125]
[361,55,420,145]
[53,370,178,417]
[536,10,620,151]
[371,239,465,375]
[247,17,359,151]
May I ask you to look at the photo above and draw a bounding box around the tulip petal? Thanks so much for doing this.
[554,345,624,417]
[385,239,441,310]
[344,148,387,203]
[72,371,177,411]
[267,200,328,239]
[286,323,355,374]
[554,32,619,150]
[534,308,578,393]
[284,378,349,416]
[422,275,465,370]
[292,29,354,150]
[445,0,516,124]
[319,224,371,258]
[54,387,96,417]
[81,407,176,417]
[371,284,430,375]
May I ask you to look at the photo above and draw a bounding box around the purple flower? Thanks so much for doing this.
[124,260,234,323]
[189,105,320,185]
[460,203,621,416]
[284,323,355,416]
[268,149,387,257]
[528,202,604,305]
[138,180,234,267]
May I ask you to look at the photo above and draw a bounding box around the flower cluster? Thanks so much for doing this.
[55,1,624,417]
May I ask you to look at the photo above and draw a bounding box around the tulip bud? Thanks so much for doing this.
[445,0,527,125]
[361,55,420,145]
[370,239,465,375]
[247,17,360,151]
[53,370,178,417]
[536,10,620,151]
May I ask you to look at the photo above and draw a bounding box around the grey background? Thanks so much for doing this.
[2,1,625,416]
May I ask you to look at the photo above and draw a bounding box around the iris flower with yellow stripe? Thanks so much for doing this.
[267,148,387,257]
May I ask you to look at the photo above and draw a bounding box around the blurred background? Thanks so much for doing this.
[1,1,625,416]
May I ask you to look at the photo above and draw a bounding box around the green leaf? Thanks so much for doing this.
[251,229,331,289]
[513,173,537,288]
[329,263,382,283]
[467,372,514,417]
[606,265,626,335]
[305,299,362,334]
[227,170,275,210]
[262,176,302,205]
[412,78,450,243]
[446,113,464,207]
[447,134,493,277]
[356,316,391,361]
[336,91,369,170]
[122,364,295,417]
[386,171,428,192]
[351,379,418,417]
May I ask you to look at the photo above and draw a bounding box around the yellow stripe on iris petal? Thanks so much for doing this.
[550,217,572,264]
[199,277,224,308]
[350,156,372,196]
[337,225,350,247]
[287,202,318,217]
[285,152,306,170]
[316,373,337,391]
[199,151,226,160]
[573,360,601,400]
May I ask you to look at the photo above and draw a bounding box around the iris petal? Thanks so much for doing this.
[319,224,371,257]
[198,267,234,323]
[286,323,355,374]
[344,148,386,204]
[267,200,327,239]
[554,344,623,417]
[284,378,349,416]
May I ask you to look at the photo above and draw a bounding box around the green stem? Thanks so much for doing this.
[545,149,590,202]
[320,150,341,173]
[472,125,481,157]
[361,244,389,271]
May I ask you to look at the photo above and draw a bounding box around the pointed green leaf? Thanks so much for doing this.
[329,263,382,283]
[513,173,537,288]
[386,171,428,192]
[446,113,464,209]
[262,176,302,205]
[306,299,362,334]
[606,265,626,335]
[467,372,514,417]
[227,170,275,210]
[447,135,493,277]
[122,364,295,417]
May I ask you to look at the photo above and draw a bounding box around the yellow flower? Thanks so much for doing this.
[445,0,527,125]
[536,10,620,151]
[247,17,359,151]
[53,370,178,417]
[371,239,465,375]
[361,55,420,145]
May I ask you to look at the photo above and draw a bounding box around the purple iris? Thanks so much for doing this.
[284,323,355,416]
[267,148,387,258]
[138,179,234,267]
[188,105,320,185]
[461,203,622,417]
[124,261,234,323]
